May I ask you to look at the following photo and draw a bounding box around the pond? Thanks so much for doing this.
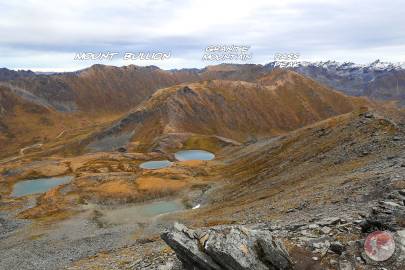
[128,200,183,217]
[139,160,172,169]
[174,150,215,161]
[99,200,184,225]
[11,176,73,197]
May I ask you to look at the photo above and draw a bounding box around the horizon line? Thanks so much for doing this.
[6,58,405,73]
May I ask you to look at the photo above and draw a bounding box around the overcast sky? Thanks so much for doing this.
[1,0,405,71]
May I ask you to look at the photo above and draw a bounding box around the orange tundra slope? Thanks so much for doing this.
[86,69,373,153]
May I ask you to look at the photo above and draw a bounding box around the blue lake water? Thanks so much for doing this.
[139,160,172,169]
[137,200,184,217]
[175,150,215,161]
[100,200,184,224]
[11,176,73,197]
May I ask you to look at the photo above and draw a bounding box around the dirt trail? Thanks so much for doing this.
[0,143,43,164]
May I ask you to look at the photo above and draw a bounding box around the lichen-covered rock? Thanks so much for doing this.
[161,223,293,270]
[161,223,222,270]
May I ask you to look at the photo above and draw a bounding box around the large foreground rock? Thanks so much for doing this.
[161,223,293,270]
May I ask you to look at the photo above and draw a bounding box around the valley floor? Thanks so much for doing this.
[0,110,404,270]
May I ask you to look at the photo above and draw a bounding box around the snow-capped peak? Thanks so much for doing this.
[265,60,405,72]
[294,60,405,71]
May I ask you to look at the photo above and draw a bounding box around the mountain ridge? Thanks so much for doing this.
[84,70,373,154]
[2,59,404,109]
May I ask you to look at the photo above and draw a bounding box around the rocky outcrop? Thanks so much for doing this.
[161,223,293,270]
[360,199,405,233]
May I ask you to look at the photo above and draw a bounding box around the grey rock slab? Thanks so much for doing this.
[161,225,221,270]
[161,223,294,270]
[204,227,269,270]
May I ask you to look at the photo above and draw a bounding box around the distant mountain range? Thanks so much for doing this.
[281,60,405,106]
[1,60,404,108]
[0,68,36,81]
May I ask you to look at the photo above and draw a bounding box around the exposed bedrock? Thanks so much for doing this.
[161,223,293,270]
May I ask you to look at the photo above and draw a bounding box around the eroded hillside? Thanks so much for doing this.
[87,70,372,153]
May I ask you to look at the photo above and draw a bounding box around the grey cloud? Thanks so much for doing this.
[1,0,404,70]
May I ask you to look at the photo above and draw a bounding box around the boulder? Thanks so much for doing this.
[161,223,293,270]
[161,223,221,270]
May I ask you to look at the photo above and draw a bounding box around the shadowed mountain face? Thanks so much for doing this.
[0,68,36,81]
[87,70,372,152]
[0,84,104,158]
[0,84,53,140]
[364,70,405,104]
[289,63,405,107]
